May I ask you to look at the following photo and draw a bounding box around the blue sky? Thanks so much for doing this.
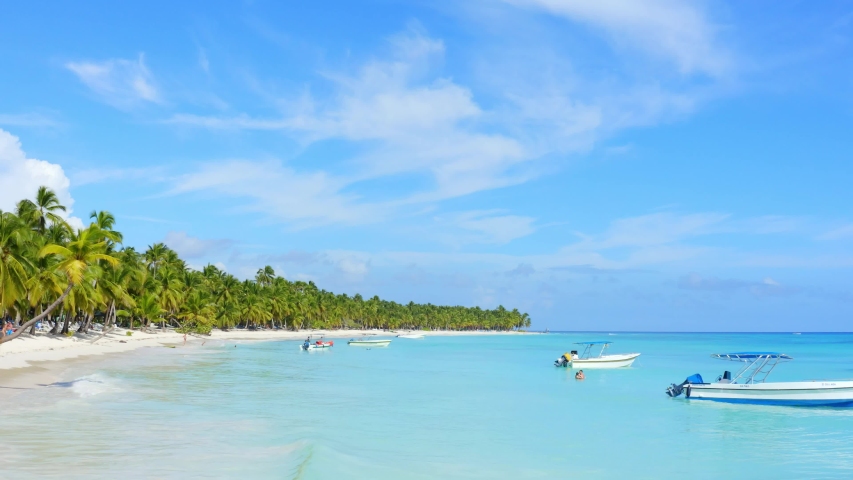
[2,0,853,331]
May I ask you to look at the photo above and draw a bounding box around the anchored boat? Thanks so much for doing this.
[299,338,334,351]
[397,333,424,339]
[554,341,640,369]
[347,339,392,347]
[665,352,853,407]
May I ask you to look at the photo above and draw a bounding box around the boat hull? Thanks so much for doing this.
[570,353,640,369]
[348,340,392,347]
[686,381,853,406]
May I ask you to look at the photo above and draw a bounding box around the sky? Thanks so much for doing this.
[1,0,853,331]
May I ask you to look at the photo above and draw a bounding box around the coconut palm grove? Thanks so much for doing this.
[0,187,531,343]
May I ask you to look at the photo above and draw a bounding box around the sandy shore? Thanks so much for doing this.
[0,327,532,371]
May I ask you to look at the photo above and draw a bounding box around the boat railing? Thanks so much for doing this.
[712,353,792,384]
[575,342,612,359]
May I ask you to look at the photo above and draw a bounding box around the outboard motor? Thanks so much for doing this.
[554,354,570,367]
[666,374,704,397]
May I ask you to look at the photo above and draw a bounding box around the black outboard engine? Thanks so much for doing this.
[666,374,704,397]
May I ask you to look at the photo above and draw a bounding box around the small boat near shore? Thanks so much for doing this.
[666,352,853,407]
[554,341,640,369]
[397,333,424,339]
[299,338,334,350]
[348,339,392,347]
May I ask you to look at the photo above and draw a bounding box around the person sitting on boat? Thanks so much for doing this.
[575,370,585,380]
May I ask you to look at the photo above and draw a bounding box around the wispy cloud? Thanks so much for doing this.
[167,159,383,228]
[197,47,210,74]
[66,53,161,108]
[71,165,167,187]
[426,210,537,245]
[678,272,800,297]
[506,263,535,277]
[501,0,732,77]
[163,231,233,259]
[818,224,853,240]
[0,112,61,128]
[167,27,530,209]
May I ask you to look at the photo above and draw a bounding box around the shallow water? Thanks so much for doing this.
[4,333,853,479]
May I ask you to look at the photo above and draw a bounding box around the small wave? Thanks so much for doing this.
[48,373,120,398]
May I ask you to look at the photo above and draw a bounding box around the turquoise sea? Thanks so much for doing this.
[4,333,853,479]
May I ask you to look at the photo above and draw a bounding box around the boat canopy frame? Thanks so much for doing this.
[710,352,793,384]
[574,341,612,359]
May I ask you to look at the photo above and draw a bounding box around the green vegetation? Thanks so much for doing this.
[0,187,531,343]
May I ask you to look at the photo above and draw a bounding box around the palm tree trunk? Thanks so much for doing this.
[61,312,75,334]
[105,301,116,328]
[50,314,61,334]
[0,283,74,345]
[79,312,93,333]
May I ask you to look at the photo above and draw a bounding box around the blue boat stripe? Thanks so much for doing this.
[689,397,853,407]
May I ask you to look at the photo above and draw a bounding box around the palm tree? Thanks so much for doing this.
[177,291,214,335]
[255,265,275,287]
[0,211,34,317]
[90,210,123,244]
[3,188,535,341]
[135,293,164,329]
[1,225,118,344]
[16,186,67,233]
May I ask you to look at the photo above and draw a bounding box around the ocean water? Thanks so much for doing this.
[4,333,853,479]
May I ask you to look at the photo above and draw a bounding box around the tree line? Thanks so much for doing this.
[0,187,531,343]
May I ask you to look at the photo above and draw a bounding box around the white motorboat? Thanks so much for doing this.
[397,333,424,339]
[299,338,334,351]
[666,352,853,407]
[347,339,392,347]
[554,341,640,369]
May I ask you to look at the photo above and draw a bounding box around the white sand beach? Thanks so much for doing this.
[0,328,532,372]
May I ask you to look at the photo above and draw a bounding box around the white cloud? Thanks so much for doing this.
[198,47,210,73]
[164,20,728,232]
[168,160,382,228]
[678,272,799,297]
[166,28,530,212]
[66,53,160,108]
[502,0,731,76]
[592,212,730,249]
[0,128,82,228]
[507,263,536,277]
[70,165,166,187]
[163,231,233,258]
[337,257,370,276]
[428,210,537,245]
[818,224,853,241]
[0,113,60,128]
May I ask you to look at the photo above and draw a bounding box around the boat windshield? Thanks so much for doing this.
[574,341,612,359]
[710,352,793,384]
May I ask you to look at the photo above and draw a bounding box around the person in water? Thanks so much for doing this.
[575,370,585,380]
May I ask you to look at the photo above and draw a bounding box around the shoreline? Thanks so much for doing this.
[0,328,534,388]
